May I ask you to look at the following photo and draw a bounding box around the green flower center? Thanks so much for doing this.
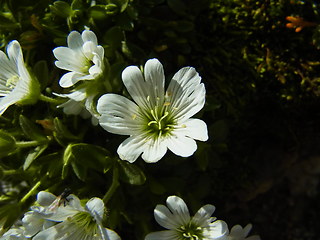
[68,211,99,237]
[144,100,176,139]
[177,222,204,240]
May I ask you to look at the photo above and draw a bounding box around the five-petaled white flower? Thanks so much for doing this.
[145,195,228,240]
[97,58,208,163]
[53,30,105,88]
[22,191,121,240]
[226,224,261,240]
[0,40,39,115]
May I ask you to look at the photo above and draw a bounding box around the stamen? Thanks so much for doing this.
[6,75,20,89]
[132,114,137,120]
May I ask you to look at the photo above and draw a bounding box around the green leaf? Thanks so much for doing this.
[88,5,108,20]
[53,117,81,146]
[63,143,113,181]
[50,1,72,18]
[0,130,17,157]
[117,159,146,185]
[35,152,63,178]
[108,0,129,13]
[23,145,48,170]
[71,160,87,181]
[19,115,47,142]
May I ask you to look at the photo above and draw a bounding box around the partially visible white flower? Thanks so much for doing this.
[145,195,228,240]
[22,191,82,237]
[33,197,121,240]
[0,228,28,240]
[97,58,208,163]
[0,40,40,115]
[55,88,99,125]
[53,30,105,88]
[227,224,260,240]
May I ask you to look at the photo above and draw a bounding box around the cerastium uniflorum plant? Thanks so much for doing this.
[10,0,320,239]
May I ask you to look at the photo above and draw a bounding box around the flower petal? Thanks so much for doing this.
[0,91,22,115]
[167,135,197,157]
[154,204,183,229]
[203,220,229,240]
[166,196,190,226]
[98,226,121,240]
[117,135,146,162]
[176,118,208,141]
[192,204,215,227]
[144,58,165,105]
[122,65,151,109]
[141,138,168,163]
[97,93,142,135]
[67,31,83,50]
[37,191,57,206]
[86,197,105,223]
[145,230,178,240]
[170,83,206,121]
[58,72,84,88]
[82,30,98,45]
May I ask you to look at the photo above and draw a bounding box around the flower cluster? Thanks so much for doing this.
[0,191,120,240]
[145,195,261,240]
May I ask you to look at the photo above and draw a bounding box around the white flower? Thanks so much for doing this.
[0,40,39,115]
[22,191,82,237]
[55,88,99,125]
[145,195,228,240]
[226,224,261,240]
[53,30,105,88]
[24,191,121,240]
[97,58,208,163]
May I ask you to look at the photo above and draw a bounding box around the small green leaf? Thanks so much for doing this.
[117,159,146,185]
[88,5,108,20]
[19,115,47,142]
[53,118,81,146]
[108,0,129,13]
[71,160,87,181]
[63,143,113,181]
[50,1,72,18]
[0,130,17,157]
[23,145,48,170]
[36,152,63,178]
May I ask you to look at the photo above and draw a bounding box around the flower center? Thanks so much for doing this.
[144,101,175,139]
[81,57,94,75]
[6,75,20,89]
[177,222,204,240]
[69,211,98,236]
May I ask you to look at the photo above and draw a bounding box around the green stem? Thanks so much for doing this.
[16,140,45,148]
[20,180,42,204]
[3,169,21,175]
[39,94,65,104]
[103,167,120,204]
